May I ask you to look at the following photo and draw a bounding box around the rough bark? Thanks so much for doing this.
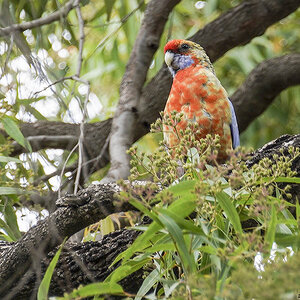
[9,120,112,164]
[0,229,143,300]
[0,134,299,299]
[231,54,300,132]
[0,183,137,298]
[0,0,78,37]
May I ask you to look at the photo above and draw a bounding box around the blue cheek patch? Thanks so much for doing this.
[171,54,194,77]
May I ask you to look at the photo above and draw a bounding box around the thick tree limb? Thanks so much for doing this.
[231,54,300,132]
[0,134,299,299]
[105,0,181,182]
[0,0,78,37]
[7,120,112,167]
[0,230,143,299]
[0,183,136,297]
[190,0,300,62]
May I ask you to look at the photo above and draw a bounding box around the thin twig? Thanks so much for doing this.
[87,134,110,176]
[0,35,14,80]
[58,142,79,198]
[74,82,90,194]
[34,134,110,186]
[75,1,84,77]
[0,0,78,37]
[73,0,89,194]
[33,76,74,96]
[33,164,75,186]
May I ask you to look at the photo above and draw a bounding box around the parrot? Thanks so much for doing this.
[163,39,240,162]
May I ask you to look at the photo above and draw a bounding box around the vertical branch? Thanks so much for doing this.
[73,0,89,194]
[75,1,84,77]
[103,0,181,183]
[55,0,89,195]
[74,81,90,194]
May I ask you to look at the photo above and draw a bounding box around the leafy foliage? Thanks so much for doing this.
[108,117,299,299]
[60,113,300,299]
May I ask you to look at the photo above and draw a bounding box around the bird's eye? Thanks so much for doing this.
[180,43,190,50]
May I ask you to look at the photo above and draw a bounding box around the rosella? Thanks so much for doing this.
[163,39,240,162]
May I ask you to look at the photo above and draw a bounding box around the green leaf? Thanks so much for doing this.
[216,191,243,235]
[129,197,162,225]
[107,257,150,283]
[1,116,32,151]
[158,213,196,274]
[296,201,300,223]
[162,180,197,202]
[64,282,123,298]
[0,232,13,242]
[23,105,47,120]
[38,241,65,300]
[112,221,161,265]
[4,201,21,240]
[265,204,277,249]
[215,213,226,233]
[199,245,217,255]
[261,176,300,184]
[275,233,300,248]
[217,264,231,294]
[100,216,115,236]
[0,218,17,241]
[200,252,211,274]
[135,269,160,300]
[274,177,300,184]
[0,187,23,195]
[0,156,22,163]
[104,0,116,21]
[159,208,205,236]
[143,242,175,253]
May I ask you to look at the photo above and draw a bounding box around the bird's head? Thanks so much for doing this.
[164,39,214,77]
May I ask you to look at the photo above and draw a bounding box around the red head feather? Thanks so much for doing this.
[164,39,186,53]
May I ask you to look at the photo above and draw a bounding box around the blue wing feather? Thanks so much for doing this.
[228,99,240,149]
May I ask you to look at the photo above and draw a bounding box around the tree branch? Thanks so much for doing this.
[0,229,143,299]
[104,0,181,182]
[0,183,136,296]
[13,135,78,152]
[4,120,112,167]
[231,54,300,132]
[190,0,300,62]
[0,0,78,37]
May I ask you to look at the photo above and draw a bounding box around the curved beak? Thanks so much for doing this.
[164,51,174,67]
